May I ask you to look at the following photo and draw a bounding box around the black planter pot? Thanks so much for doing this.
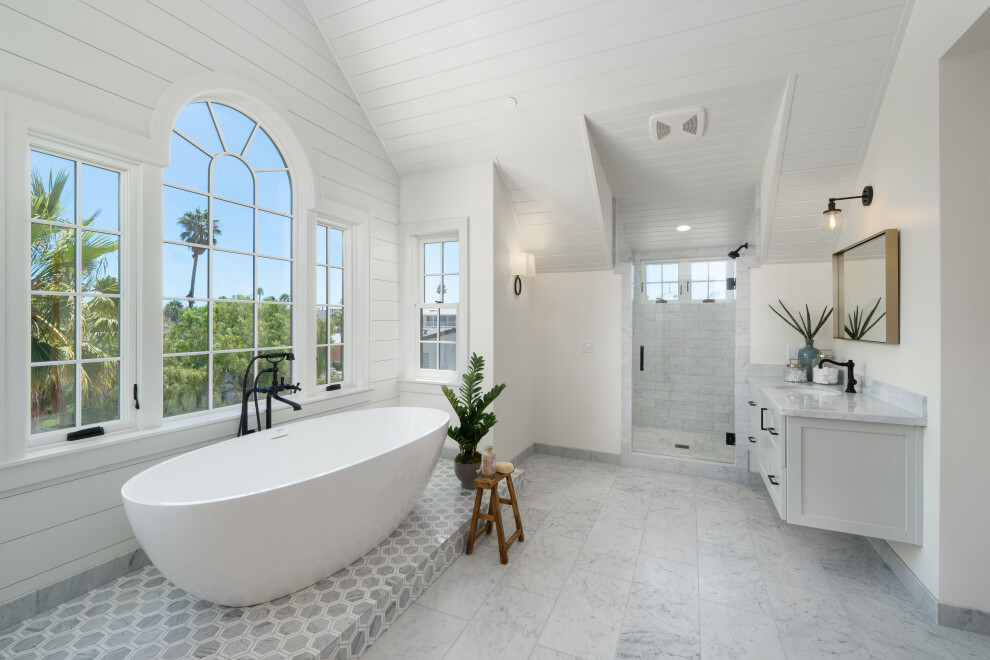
[454,461,480,490]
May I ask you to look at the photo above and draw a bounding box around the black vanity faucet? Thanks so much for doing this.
[819,358,857,394]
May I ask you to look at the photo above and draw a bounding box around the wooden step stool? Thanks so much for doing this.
[465,469,524,564]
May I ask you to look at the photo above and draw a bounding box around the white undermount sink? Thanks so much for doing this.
[776,385,843,397]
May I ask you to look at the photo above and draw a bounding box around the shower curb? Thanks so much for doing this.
[0,461,524,660]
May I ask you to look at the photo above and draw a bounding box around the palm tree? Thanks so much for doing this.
[177,208,221,305]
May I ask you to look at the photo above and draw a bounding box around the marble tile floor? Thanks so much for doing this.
[632,426,735,464]
[362,453,990,660]
[0,461,524,660]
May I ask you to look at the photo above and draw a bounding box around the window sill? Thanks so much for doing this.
[398,378,456,395]
[0,386,374,495]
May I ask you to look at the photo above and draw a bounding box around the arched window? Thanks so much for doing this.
[161,102,293,417]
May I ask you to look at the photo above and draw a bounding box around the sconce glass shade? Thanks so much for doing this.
[818,202,842,234]
[510,252,536,278]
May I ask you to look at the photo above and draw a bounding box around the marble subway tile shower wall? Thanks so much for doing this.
[633,302,735,462]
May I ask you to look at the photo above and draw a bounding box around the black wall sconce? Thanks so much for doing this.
[820,186,873,234]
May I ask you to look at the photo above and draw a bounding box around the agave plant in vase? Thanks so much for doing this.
[769,301,833,380]
[441,353,506,489]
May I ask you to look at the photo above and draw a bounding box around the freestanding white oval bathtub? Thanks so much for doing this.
[121,406,449,607]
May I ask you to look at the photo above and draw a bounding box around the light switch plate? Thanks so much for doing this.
[580,340,593,353]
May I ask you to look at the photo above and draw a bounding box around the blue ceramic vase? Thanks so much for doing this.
[798,340,820,381]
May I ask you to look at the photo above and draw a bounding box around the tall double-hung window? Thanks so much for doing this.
[418,239,459,372]
[315,224,345,386]
[162,102,293,417]
[29,149,125,435]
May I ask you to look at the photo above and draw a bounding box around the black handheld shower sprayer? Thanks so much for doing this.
[728,243,749,259]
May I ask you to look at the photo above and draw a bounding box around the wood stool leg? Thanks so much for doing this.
[491,484,508,564]
[466,486,483,555]
[484,485,496,535]
[506,474,524,543]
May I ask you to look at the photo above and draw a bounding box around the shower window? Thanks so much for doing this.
[418,238,459,372]
[644,263,679,301]
[689,260,730,301]
[315,223,345,386]
[28,147,130,440]
[162,101,293,418]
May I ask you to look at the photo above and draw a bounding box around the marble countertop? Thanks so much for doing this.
[748,376,927,426]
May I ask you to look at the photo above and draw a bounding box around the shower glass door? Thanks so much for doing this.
[632,259,736,463]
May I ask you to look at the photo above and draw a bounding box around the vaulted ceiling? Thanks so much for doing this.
[304,0,911,270]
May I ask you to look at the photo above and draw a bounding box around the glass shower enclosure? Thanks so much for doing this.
[632,259,736,463]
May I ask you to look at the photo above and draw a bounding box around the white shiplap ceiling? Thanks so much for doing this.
[305,0,911,270]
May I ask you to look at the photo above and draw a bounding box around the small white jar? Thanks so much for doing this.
[813,365,840,384]
[784,359,807,383]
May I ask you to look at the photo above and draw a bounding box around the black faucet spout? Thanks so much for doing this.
[819,358,857,394]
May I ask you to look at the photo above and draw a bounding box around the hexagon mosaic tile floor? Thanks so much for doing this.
[0,460,525,660]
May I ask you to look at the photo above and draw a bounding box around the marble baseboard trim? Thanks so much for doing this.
[0,547,150,633]
[509,443,535,466]
[866,537,938,623]
[939,602,990,637]
[533,443,621,465]
[869,536,990,636]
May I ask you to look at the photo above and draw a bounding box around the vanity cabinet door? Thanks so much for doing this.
[747,385,762,464]
[784,417,922,544]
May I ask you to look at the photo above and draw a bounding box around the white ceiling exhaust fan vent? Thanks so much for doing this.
[649,107,706,144]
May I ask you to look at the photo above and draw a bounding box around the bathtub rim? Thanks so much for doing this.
[121,406,450,508]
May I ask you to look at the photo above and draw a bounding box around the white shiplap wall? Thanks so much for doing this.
[0,0,400,606]
[308,0,911,268]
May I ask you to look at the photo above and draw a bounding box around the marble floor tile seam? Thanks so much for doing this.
[0,462,525,660]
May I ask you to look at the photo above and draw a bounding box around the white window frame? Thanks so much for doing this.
[401,218,468,383]
[24,138,139,449]
[160,101,297,419]
[308,213,369,395]
[638,259,735,304]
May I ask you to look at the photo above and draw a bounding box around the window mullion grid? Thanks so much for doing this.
[73,159,83,428]
[207,164,215,411]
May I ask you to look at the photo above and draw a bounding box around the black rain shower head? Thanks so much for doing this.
[728,243,749,259]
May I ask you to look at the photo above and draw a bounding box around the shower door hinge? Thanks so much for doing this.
[727,277,736,291]
[726,432,736,446]
[640,282,644,292]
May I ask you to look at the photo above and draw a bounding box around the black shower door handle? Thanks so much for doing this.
[639,345,644,371]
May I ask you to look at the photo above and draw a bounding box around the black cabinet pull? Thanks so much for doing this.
[748,436,756,443]
[768,474,779,485]
[768,427,778,436]
[760,407,767,431]
[639,345,644,372]
[748,400,756,406]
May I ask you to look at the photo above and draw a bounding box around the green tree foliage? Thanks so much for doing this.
[441,353,506,464]
[31,167,119,431]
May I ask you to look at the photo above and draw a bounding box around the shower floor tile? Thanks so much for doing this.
[632,426,735,464]
[0,460,525,660]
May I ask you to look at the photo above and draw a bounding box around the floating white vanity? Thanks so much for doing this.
[747,376,926,544]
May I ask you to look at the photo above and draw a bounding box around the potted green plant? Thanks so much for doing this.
[769,300,833,380]
[441,353,506,489]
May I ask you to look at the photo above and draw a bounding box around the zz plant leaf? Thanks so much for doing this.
[441,353,506,464]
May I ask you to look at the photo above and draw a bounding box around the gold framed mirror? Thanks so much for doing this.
[833,229,899,344]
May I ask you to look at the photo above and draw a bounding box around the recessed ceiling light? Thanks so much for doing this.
[504,97,517,110]
[676,224,691,232]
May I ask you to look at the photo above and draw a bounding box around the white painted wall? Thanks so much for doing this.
[749,263,835,365]
[492,169,539,463]
[398,162,496,448]
[534,271,623,454]
[0,0,400,606]
[938,29,990,612]
[836,0,990,606]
